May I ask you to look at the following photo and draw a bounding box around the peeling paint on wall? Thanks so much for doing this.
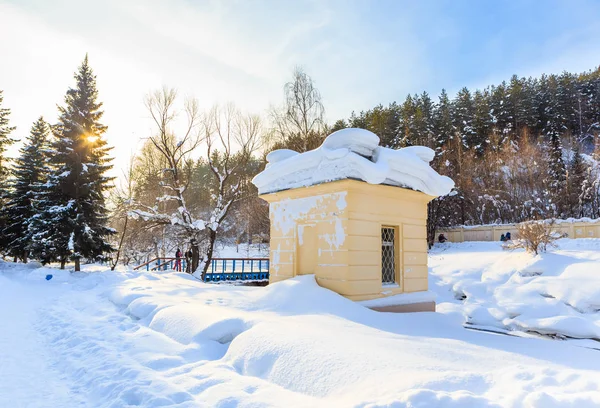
[270,192,347,238]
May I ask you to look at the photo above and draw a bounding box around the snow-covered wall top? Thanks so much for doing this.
[252,128,455,196]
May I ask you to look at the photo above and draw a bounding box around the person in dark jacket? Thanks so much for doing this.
[438,233,448,243]
[185,249,192,273]
[500,234,506,242]
[505,232,511,241]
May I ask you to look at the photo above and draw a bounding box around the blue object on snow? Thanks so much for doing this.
[45,274,53,281]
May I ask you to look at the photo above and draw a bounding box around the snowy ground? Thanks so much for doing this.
[1,240,600,407]
[430,239,600,344]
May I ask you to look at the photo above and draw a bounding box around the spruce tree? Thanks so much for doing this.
[568,144,588,217]
[434,89,454,153]
[507,75,538,136]
[399,95,416,147]
[578,69,600,140]
[413,92,436,148]
[2,117,50,262]
[490,82,512,138]
[472,89,491,154]
[30,55,114,270]
[540,75,568,216]
[546,131,566,216]
[0,90,16,183]
[452,87,477,150]
[0,90,16,254]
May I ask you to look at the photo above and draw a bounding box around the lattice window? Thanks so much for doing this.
[381,227,396,285]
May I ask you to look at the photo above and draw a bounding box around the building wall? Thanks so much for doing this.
[437,220,600,243]
[260,179,434,302]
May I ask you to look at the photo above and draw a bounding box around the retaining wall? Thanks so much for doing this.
[437,219,600,243]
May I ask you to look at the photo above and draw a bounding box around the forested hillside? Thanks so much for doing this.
[117,67,600,262]
[334,69,600,231]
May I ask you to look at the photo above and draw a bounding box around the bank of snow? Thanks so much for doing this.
[430,238,600,341]
[2,260,600,407]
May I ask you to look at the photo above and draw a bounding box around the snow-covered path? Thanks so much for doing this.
[0,266,203,408]
[0,273,84,407]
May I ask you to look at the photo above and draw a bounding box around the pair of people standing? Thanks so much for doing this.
[500,232,512,242]
[174,248,194,272]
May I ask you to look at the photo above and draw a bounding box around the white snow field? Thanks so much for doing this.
[1,241,600,408]
[430,238,600,343]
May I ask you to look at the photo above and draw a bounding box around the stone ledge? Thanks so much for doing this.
[368,301,436,313]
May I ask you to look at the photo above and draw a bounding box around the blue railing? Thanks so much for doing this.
[134,257,269,282]
[205,258,270,282]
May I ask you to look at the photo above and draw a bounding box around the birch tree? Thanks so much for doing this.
[270,67,326,152]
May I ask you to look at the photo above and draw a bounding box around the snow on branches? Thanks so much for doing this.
[129,89,262,277]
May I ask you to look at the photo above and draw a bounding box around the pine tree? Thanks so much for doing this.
[414,92,436,148]
[557,72,580,134]
[577,69,600,141]
[567,144,588,217]
[452,87,476,149]
[398,95,416,147]
[540,75,568,216]
[507,75,537,136]
[329,119,348,133]
[0,90,16,183]
[472,89,491,154]
[30,55,114,270]
[489,82,512,138]
[546,131,566,216]
[434,89,453,153]
[0,90,17,254]
[1,117,50,262]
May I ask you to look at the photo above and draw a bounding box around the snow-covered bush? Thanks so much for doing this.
[505,219,567,255]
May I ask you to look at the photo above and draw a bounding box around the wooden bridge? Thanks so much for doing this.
[133,257,270,282]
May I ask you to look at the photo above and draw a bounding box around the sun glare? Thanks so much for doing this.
[86,134,99,143]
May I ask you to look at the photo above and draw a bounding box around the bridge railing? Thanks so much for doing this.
[205,258,270,282]
[133,257,270,282]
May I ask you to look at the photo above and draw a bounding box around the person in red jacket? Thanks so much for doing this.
[174,248,182,271]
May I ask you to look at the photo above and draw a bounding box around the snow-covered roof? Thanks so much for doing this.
[252,128,455,197]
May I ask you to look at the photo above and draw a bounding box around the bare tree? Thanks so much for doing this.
[196,104,263,278]
[270,67,326,152]
[129,87,205,238]
[130,90,262,278]
[505,220,567,255]
[109,155,137,270]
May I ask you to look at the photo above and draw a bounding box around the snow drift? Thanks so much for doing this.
[2,256,600,407]
[252,128,455,196]
[430,239,600,342]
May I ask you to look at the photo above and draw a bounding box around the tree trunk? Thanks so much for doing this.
[21,251,28,264]
[201,229,218,281]
[191,238,199,274]
[74,258,80,272]
[111,216,128,271]
[153,239,160,260]
[60,258,66,270]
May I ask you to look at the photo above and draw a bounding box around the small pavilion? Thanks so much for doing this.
[252,128,454,312]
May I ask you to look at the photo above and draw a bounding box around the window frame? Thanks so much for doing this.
[380,225,401,287]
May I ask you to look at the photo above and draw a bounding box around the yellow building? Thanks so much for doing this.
[253,128,454,312]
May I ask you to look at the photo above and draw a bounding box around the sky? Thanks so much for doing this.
[2,0,600,177]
